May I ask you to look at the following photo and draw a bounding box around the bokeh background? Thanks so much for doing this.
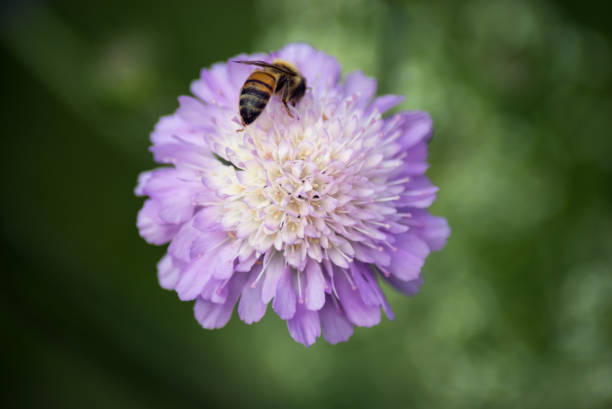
[2,0,612,408]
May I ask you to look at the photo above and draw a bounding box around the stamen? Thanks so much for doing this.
[388,177,411,186]
[216,278,230,294]
[360,241,384,252]
[356,196,400,205]
[382,241,397,252]
[343,268,357,290]
[336,247,353,262]
[375,195,400,202]
[370,221,391,229]
[297,270,304,304]
[377,265,391,277]
[195,202,221,207]
[208,237,230,254]
[251,254,273,288]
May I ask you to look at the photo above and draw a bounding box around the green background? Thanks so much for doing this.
[2,0,611,408]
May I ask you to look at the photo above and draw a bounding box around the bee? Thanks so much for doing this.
[234,59,306,127]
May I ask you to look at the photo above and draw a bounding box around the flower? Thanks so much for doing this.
[135,43,449,346]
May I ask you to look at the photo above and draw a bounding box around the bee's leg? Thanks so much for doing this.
[281,84,294,118]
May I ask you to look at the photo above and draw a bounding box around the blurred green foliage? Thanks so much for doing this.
[1,0,611,408]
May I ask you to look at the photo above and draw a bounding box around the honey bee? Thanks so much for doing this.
[234,59,306,127]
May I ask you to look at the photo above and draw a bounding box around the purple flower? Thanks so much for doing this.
[135,43,449,346]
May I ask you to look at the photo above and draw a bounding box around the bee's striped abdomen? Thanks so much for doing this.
[239,71,277,125]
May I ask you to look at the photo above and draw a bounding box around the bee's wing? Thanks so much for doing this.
[232,60,295,75]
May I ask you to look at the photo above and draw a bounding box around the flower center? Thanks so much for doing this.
[206,93,403,271]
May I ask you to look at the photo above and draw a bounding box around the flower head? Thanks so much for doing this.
[136,44,449,346]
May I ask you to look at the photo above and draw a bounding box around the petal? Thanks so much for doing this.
[305,261,325,311]
[350,263,380,307]
[193,272,248,329]
[190,63,233,107]
[212,240,241,280]
[169,221,203,263]
[399,176,439,208]
[139,168,200,225]
[417,211,450,251]
[272,268,297,320]
[367,95,404,115]
[335,268,381,327]
[226,52,268,92]
[238,265,268,324]
[366,269,395,320]
[176,95,215,130]
[175,252,217,301]
[385,274,424,296]
[261,252,287,303]
[397,111,433,149]
[157,254,182,290]
[150,114,206,147]
[344,71,377,109]
[350,264,393,319]
[320,297,354,344]
[353,243,391,266]
[201,277,229,303]
[135,170,153,196]
[388,233,430,281]
[150,139,215,170]
[136,200,179,245]
[192,206,224,232]
[274,43,342,92]
[287,304,321,347]
[188,228,226,260]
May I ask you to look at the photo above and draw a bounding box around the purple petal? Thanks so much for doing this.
[168,222,203,263]
[305,261,325,311]
[320,297,354,344]
[226,52,268,92]
[177,96,214,129]
[261,252,287,303]
[398,111,433,149]
[193,272,248,329]
[190,61,245,108]
[272,268,297,320]
[350,263,379,307]
[192,206,224,232]
[335,268,381,327]
[139,168,199,225]
[188,229,227,261]
[344,71,377,109]
[367,271,395,320]
[399,176,439,208]
[157,254,182,290]
[238,265,268,324]
[136,200,179,245]
[212,240,241,280]
[175,253,215,300]
[349,263,394,319]
[385,275,424,296]
[200,277,229,303]
[388,233,430,281]
[150,114,206,147]
[367,95,404,115]
[287,304,321,347]
[417,211,450,251]
[353,243,391,266]
[274,43,341,92]
[235,251,258,273]
[135,171,153,196]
